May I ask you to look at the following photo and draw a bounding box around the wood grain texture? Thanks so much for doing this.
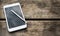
[1,21,17,36]
[0,0,60,19]
[0,21,60,36]
[43,21,60,36]
[1,21,44,36]
[0,0,60,36]
[0,22,2,36]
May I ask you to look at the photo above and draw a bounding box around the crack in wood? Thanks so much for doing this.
[0,18,60,21]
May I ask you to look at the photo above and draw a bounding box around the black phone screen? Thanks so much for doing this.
[5,5,25,28]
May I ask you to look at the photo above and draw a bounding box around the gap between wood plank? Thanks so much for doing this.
[0,18,60,21]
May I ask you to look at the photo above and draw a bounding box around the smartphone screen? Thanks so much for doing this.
[5,5,25,28]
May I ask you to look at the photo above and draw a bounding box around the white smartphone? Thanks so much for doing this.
[3,3,27,32]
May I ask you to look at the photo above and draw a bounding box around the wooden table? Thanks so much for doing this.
[0,0,60,36]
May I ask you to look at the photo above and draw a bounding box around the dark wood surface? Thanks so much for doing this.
[0,0,60,36]
[0,0,60,19]
[0,21,60,36]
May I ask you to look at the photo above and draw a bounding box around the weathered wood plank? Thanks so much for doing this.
[0,22,2,36]
[0,0,60,19]
[15,21,45,36]
[0,21,60,36]
[1,21,17,36]
[1,21,44,36]
[43,21,60,36]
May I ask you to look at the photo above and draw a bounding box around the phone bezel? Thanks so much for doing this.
[3,3,27,32]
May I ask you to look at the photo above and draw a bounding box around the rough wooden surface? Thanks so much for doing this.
[0,0,60,36]
[0,22,2,36]
[0,0,60,19]
[0,21,60,36]
[1,21,44,36]
[43,21,60,36]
